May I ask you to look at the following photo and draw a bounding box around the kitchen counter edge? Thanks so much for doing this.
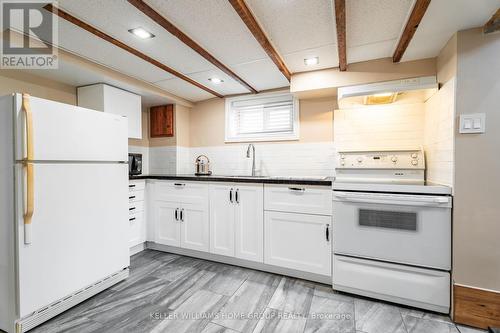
[129,175,332,186]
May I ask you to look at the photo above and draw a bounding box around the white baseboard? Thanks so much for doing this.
[146,242,332,285]
[130,242,146,256]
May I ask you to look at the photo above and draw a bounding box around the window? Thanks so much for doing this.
[225,93,299,142]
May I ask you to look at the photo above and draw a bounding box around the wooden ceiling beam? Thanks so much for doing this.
[228,0,291,81]
[392,0,431,63]
[127,0,258,93]
[334,0,347,71]
[484,8,500,34]
[44,4,224,98]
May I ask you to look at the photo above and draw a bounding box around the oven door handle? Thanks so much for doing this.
[333,192,451,207]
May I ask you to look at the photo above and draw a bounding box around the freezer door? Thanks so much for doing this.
[16,163,129,317]
[14,94,128,162]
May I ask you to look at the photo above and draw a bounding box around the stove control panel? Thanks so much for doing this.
[337,149,425,169]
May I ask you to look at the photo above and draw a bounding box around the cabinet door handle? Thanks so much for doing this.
[174,208,179,221]
[174,183,186,187]
[235,189,239,204]
[325,224,330,242]
[288,187,305,192]
[129,217,136,221]
[129,195,136,199]
[129,184,136,188]
[229,188,233,203]
[129,207,136,211]
[180,208,184,221]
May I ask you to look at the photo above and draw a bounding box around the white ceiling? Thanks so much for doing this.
[246,0,338,72]
[402,0,500,61]
[33,0,498,103]
[26,57,179,106]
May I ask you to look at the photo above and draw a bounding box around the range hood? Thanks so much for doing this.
[337,76,438,108]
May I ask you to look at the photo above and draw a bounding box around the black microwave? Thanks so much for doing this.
[128,153,142,176]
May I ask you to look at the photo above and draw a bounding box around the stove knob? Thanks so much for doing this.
[341,161,345,166]
[391,156,398,163]
[411,153,418,159]
[340,154,346,159]
[357,157,363,163]
[411,159,418,166]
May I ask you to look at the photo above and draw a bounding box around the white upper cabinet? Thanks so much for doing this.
[77,84,142,139]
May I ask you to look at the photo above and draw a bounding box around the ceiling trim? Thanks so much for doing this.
[44,4,224,98]
[484,8,500,34]
[127,0,258,94]
[334,0,346,71]
[228,0,291,82]
[392,0,431,62]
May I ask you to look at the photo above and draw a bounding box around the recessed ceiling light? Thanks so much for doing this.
[373,92,394,98]
[208,77,223,84]
[128,27,155,39]
[304,57,319,66]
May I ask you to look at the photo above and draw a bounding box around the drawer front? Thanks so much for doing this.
[129,180,145,192]
[154,181,209,205]
[129,211,145,247]
[264,184,332,215]
[129,200,144,214]
[333,255,450,313]
[128,190,144,203]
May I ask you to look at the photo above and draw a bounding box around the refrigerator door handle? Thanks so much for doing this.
[22,94,35,244]
[22,93,34,161]
[24,162,34,244]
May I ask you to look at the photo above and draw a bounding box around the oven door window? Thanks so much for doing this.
[358,209,417,231]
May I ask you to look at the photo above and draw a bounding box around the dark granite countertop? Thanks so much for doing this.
[129,174,332,186]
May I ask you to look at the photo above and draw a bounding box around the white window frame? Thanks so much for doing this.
[224,92,300,142]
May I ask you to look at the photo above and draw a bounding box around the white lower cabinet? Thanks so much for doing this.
[209,184,235,256]
[264,211,332,275]
[129,180,146,248]
[154,201,181,247]
[209,183,263,262]
[148,180,333,277]
[180,202,210,252]
[152,181,209,252]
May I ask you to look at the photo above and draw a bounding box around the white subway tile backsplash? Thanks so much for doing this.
[137,142,335,177]
[148,146,177,174]
[334,103,425,151]
[424,78,455,187]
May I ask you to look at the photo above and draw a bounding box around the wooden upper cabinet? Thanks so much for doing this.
[150,104,174,137]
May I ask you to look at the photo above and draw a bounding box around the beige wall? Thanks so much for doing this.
[176,104,191,147]
[0,70,76,104]
[291,57,437,98]
[452,28,500,291]
[437,34,458,85]
[189,96,335,147]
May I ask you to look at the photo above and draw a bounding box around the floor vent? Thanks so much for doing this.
[16,268,129,333]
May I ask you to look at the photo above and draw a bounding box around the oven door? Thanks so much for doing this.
[333,191,451,270]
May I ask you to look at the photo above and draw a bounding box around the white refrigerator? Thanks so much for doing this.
[0,93,130,333]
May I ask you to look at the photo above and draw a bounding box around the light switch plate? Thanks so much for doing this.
[459,113,485,134]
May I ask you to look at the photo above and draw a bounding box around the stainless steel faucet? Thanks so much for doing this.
[246,144,256,176]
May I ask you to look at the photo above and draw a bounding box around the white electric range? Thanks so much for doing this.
[332,149,452,313]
